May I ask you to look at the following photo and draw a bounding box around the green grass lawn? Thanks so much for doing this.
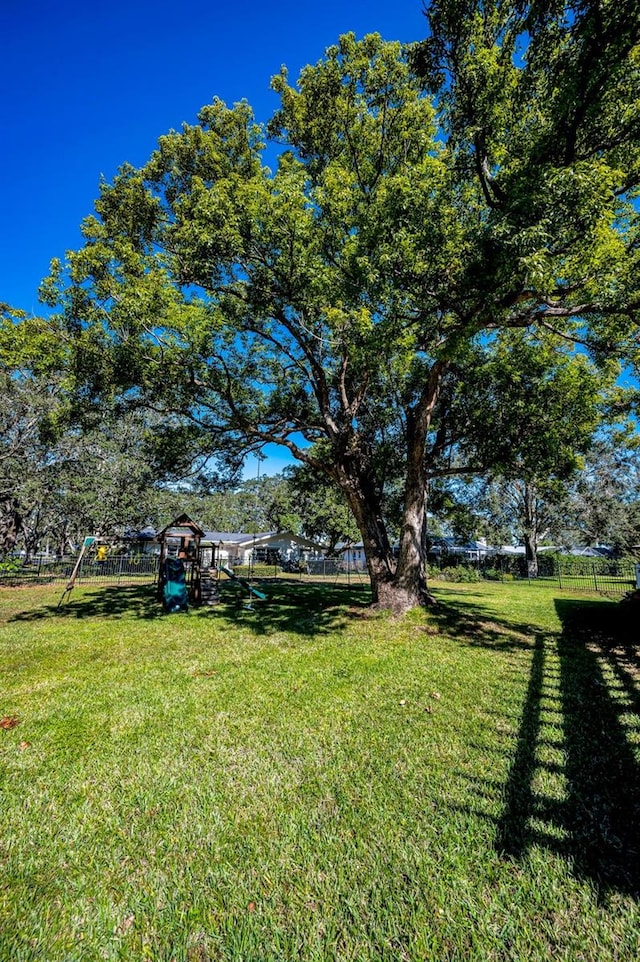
[1,579,639,961]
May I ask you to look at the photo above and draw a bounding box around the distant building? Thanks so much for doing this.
[200,530,326,568]
[123,522,326,567]
[428,537,491,561]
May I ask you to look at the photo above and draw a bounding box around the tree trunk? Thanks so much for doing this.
[22,507,42,565]
[391,468,432,610]
[392,361,446,610]
[524,532,538,578]
[522,482,539,578]
[339,470,395,605]
[335,361,446,613]
[0,500,22,560]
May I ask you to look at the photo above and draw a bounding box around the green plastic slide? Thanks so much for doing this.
[219,564,267,600]
[163,558,189,612]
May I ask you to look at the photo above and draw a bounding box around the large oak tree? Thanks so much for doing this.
[41,5,639,609]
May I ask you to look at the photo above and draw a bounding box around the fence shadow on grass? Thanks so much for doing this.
[494,597,640,898]
[425,593,640,897]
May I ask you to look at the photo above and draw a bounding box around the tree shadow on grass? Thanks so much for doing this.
[495,597,640,898]
[9,579,373,638]
[199,579,372,637]
[9,583,164,622]
[426,595,546,652]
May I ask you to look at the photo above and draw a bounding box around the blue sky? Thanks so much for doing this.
[1,2,427,478]
[1,0,426,319]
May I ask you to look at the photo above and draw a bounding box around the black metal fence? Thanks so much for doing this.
[0,555,160,586]
[1,553,636,597]
[429,555,638,596]
[534,559,638,596]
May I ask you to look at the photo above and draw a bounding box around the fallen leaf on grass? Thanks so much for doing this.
[247,901,257,913]
[430,691,441,700]
[114,914,135,936]
[19,741,30,751]
[1,716,19,730]
[425,706,433,713]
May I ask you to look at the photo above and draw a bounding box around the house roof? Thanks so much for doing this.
[429,538,490,553]
[567,546,614,557]
[202,530,327,551]
[493,545,560,555]
[123,525,156,541]
[202,531,276,546]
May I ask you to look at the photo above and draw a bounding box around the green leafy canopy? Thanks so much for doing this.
[30,10,640,606]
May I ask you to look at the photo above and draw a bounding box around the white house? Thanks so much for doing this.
[200,530,326,568]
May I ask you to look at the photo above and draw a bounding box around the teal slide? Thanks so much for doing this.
[219,564,267,600]
[163,558,189,612]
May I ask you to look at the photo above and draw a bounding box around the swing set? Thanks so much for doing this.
[57,536,99,608]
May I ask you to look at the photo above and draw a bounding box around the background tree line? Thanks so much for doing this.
[1,339,638,563]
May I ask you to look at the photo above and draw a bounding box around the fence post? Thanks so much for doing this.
[557,556,563,589]
[592,563,599,593]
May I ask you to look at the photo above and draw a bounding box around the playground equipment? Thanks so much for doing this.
[156,514,268,612]
[219,564,267,602]
[156,514,210,611]
[156,512,269,611]
[162,556,189,613]
[57,536,97,608]
[54,513,275,614]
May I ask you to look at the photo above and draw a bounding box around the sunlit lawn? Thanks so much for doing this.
[1,578,639,961]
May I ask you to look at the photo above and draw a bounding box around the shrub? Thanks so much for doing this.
[537,553,631,577]
[434,565,480,583]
